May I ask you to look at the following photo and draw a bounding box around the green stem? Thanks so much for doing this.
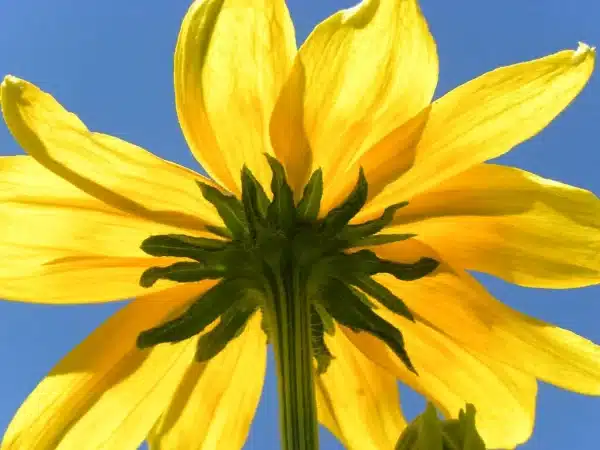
[267,263,319,450]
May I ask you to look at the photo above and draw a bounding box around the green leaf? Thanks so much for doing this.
[349,274,414,321]
[136,279,245,348]
[351,233,416,247]
[196,181,247,239]
[265,154,296,231]
[321,168,368,235]
[311,307,334,374]
[140,234,227,260]
[139,261,227,288]
[321,278,415,373]
[339,201,408,242]
[196,306,257,361]
[296,169,323,221]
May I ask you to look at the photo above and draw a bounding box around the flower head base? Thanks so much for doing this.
[137,155,438,374]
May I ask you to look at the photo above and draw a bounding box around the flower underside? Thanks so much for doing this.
[136,155,438,374]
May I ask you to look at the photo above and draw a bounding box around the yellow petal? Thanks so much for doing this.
[388,163,600,288]
[0,76,222,232]
[366,43,595,215]
[272,0,437,197]
[344,322,536,449]
[0,156,197,303]
[374,240,600,396]
[148,313,266,449]
[174,0,297,194]
[1,283,214,450]
[316,330,406,450]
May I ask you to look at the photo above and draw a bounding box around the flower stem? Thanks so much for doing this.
[266,262,319,450]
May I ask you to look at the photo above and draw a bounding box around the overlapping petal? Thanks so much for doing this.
[373,240,600,396]
[0,156,204,303]
[363,43,595,217]
[271,0,437,198]
[1,283,213,450]
[0,76,222,232]
[345,322,536,449]
[386,163,600,288]
[174,0,297,194]
[315,330,406,450]
[147,313,266,450]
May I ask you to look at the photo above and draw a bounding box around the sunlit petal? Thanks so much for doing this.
[0,76,221,232]
[272,0,437,197]
[175,0,297,194]
[0,156,196,303]
[148,313,266,449]
[345,322,536,448]
[386,163,600,288]
[365,43,595,215]
[374,240,600,396]
[1,283,213,450]
[316,330,406,450]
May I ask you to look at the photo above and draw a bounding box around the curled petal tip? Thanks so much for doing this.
[573,41,595,64]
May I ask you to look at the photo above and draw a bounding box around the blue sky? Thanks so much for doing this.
[0,0,598,449]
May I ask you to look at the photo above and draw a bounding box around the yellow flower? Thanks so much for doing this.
[1,0,598,449]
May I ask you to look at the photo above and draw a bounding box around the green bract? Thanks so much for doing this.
[137,156,439,374]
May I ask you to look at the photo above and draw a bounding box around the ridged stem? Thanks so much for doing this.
[266,261,319,450]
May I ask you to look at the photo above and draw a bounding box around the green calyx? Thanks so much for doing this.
[136,155,438,373]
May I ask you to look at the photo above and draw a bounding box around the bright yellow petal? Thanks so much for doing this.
[374,240,600,396]
[365,43,595,216]
[344,322,536,449]
[387,163,600,288]
[315,330,406,450]
[147,313,266,449]
[1,283,214,450]
[271,0,437,198]
[0,76,222,232]
[0,156,199,303]
[174,0,297,194]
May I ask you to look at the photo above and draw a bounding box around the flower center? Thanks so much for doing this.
[136,155,438,374]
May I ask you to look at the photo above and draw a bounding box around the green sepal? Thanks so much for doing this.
[321,278,415,373]
[352,233,416,248]
[196,306,257,362]
[313,302,335,335]
[205,225,233,239]
[136,279,245,348]
[139,261,226,288]
[196,181,247,239]
[296,169,323,221]
[265,154,296,232]
[378,257,440,281]
[330,249,439,282]
[241,166,270,217]
[311,307,334,374]
[321,168,368,235]
[241,166,268,237]
[339,201,408,242]
[349,274,414,321]
[140,234,227,260]
[349,285,377,309]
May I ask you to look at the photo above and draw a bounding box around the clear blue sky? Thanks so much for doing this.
[0,1,598,449]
